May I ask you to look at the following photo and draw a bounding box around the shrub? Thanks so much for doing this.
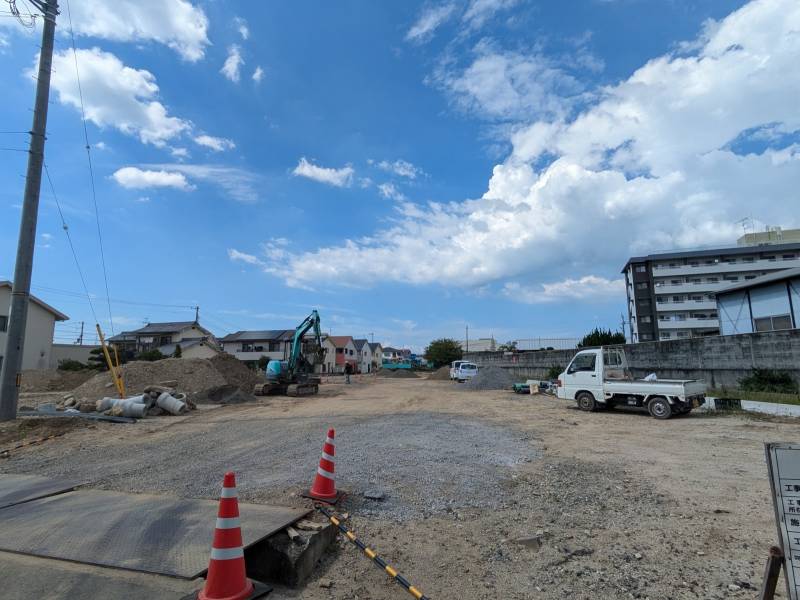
[578,328,626,348]
[173,344,182,358]
[424,338,463,368]
[739,369,799,394]
[57,358,86,371]
[547,365,564,380]
[136,349,165,362]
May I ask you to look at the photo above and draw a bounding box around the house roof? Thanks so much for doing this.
[219,329,293,343]
[0,281,69,321]
[368,342,382,352]
[620,241,800,272]
[327,335,354,348]
[382,346,400,353]
[353,338,368,351]
[716,267,800,296]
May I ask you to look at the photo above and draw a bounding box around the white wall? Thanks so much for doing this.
[0,287,58,370]
[49,344,99,368]
[182,343,218,359]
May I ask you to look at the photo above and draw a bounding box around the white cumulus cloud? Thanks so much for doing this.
[68,0,209,61]
[292,157,354,187]
[463,0,520,29]
[376,159,422,179]
[233,16,249,40]
[252,66,264,83]
[233,0,800,302]
[503,277,625,303]
[194,134,236,152]
[378,183,407,201]
[112,167,192,190]
[48,47,189,147]
[221,45,244,83]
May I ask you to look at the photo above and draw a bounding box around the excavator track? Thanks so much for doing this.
[286,383,319,397]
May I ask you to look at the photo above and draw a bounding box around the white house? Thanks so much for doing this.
[1,281,68,370]
[108,321,216,355]
[368,342,383,371]
[157,339,220,359]
[353,339,382,373]
[219,330,294,365]
[317,335,338,374]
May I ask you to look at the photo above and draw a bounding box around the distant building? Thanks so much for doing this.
[716,267,800,335]
[623,240,800,342]
[368,342,383,372]
[109,321,216,356]
[0,281,68,370]
[459,337,496,352]
[326,336,358,374]
[218,329,294,365]
[737,227,800,247]
[353,339,382,373]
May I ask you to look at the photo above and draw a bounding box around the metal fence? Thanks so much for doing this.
[514,338,579,350]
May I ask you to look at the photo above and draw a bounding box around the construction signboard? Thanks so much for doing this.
[766,442,800,599]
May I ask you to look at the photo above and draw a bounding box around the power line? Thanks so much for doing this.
[43,162,99,324]
[64,0,114,335]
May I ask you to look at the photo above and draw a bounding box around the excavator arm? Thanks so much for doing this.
[287,309,322,376]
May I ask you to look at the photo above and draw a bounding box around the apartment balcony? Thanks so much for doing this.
[657,317,720,329]
[656,300,717,311]
[651,257,800,277]
[653,281,736,294]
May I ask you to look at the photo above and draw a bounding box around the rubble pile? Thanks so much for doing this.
[427,366,451,380]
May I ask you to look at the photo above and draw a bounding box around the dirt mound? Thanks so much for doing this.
[427,366,451,380]
[20,369,95,393]
[71,356,261,402]
[460,366,514,391]
[378,369,419,378]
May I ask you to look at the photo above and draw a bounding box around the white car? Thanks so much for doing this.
[453,362,478,382]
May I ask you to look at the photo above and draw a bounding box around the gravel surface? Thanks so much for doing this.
[461,365,514,390]
[1,378,790,599]
[427,366,451,380]
[0,411,535,521]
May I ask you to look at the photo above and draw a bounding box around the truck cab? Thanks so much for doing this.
[557,347,706,419]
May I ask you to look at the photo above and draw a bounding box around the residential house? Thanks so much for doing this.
[381,346,410,363]
[317,335,337,374]
[353,339,382,373]
[108,321,216,356]
[157,339,219,359]
[368,342,383,372]
[1,281,68,370]
[218,330,294,366]
[326,336,358,374]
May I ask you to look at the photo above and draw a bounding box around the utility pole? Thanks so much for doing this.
[194,305,199,322]
[76,321,84,345]
[465,325,469,353]
[620,313,628,342]
[0,0,59,422]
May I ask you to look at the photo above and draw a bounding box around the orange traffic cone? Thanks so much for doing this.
[198,472,258,600]
[306,428,341,502]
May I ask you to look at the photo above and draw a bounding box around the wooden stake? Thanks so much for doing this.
[759,545,784,600]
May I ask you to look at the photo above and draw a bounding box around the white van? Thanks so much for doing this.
[449,360,465,380]
[454,362,478,382]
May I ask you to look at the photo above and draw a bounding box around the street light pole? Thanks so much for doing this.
[0,0,59,421]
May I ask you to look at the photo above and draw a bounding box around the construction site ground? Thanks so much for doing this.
[0,375,793,599]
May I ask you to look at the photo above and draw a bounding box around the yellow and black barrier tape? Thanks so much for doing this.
[316,505,430,600]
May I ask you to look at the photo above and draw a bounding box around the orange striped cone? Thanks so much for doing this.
[199,472,254,600]
[308,428,339,501]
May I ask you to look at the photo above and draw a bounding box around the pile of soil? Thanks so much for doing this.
[427,366,451,380]
[71,356,261,402]
[460,365,514,391]
[20,369,95,393]
[377,369,419,378]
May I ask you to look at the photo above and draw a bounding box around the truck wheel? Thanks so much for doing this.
[576,392,596,412]
[648,397,672,419]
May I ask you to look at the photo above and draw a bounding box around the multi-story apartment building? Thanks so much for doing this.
[623,236,800,342]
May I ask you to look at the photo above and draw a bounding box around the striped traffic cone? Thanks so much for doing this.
[306,428,341,502]
[199,472,255,600]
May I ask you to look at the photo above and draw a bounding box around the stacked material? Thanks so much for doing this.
[460,366,514,391]
[57,384,194,418]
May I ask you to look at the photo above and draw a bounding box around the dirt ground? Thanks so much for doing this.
[1,376,795,599]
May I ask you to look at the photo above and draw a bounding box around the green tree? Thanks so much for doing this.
[87,346,132,370]
[497,340,518,352]
[577,328,626,348]
[424,338,463,367]
[173,344,182,358]
[58,358,86,371]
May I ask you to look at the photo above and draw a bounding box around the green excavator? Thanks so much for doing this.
[253,309,325,397]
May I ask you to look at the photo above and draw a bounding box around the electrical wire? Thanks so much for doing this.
[64,0,115,335]
[43,162,99,325]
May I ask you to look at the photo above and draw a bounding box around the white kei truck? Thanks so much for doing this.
[556,347,706,419]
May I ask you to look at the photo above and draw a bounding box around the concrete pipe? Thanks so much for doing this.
[156,392,188,415]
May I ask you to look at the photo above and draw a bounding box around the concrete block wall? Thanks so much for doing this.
[465,330,800,388]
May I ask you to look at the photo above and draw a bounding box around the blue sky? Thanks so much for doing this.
[1,0,798,351]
